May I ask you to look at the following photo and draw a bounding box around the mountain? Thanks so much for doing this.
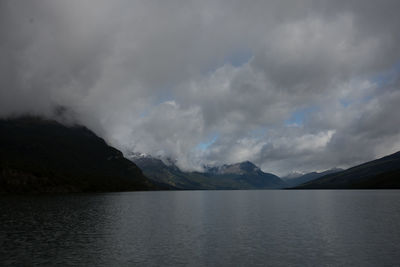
[296,151,400,189]
[0,117,159,193]
[283,168,343,188]
[202,161,287,189]
[131,156,287,189]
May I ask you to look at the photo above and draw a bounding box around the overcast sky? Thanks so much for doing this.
[1,0,400,175]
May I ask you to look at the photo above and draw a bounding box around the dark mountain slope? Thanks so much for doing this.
[132,157,287,189]
[0,117,158,193]
[296,151,400,189]
[283,168,343,188]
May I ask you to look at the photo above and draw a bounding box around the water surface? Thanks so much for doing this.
[1,190,400,266]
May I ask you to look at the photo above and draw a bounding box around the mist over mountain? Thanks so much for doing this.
[283,172,306,180]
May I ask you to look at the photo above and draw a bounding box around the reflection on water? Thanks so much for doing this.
[1,190,400,266]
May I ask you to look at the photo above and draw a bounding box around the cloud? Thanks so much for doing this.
[1,0,400,175]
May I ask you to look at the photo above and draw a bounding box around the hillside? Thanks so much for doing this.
[296,151,400,189]
[283,168,343,188]
[0,117,158,193]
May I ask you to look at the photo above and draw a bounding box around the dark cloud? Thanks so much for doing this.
[1,0,399,175]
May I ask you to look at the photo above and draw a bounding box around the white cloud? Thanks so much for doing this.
[1,0,400,175]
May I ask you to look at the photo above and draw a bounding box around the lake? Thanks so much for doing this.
[1,190,400,266]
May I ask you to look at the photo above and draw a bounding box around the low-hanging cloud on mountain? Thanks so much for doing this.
[1,0,400,175]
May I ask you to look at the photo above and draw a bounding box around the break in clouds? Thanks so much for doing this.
[1,0,400,175]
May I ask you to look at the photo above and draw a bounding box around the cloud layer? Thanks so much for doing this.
[1,0,400,175]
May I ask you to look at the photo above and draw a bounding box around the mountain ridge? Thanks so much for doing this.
[296,151,400,189]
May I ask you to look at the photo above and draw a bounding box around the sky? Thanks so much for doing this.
[1,0,400,176]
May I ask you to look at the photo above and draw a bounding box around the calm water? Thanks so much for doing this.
[1,190,400,266]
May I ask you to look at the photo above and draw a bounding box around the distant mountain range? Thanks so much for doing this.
[1,117,399,192]
[133,151,400,190]
[131,156,287,190]
[0,117,159,193]
[296,151,400,189]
